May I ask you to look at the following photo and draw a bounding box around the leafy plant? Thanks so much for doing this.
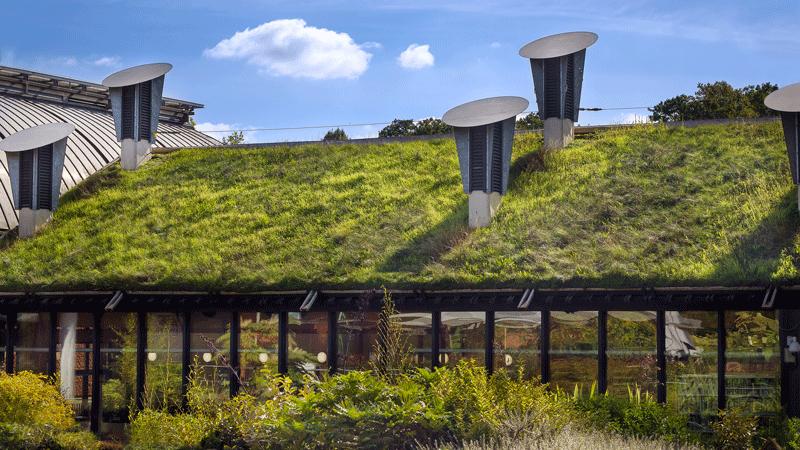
[323,128,349,141]
[370,288,413,382]
[222,130,245,145]
[708,409,758,450]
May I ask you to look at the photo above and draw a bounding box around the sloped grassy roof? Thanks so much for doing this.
[0,122,797,291]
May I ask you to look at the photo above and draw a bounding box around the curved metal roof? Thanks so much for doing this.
[0,92,219,231]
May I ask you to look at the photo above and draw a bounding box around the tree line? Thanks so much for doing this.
[648,81,778,122]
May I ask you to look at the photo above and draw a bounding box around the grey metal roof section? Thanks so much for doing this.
[765,82,800,112]
[0,71,219,231]
[442,96,529,128]
[0,123,75,152]
[518,32,598,59]
[102,63,172,88]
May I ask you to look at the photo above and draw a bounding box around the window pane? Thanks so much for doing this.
[337,311,380,372]
[550,311,598,394]
[666,311,718,422]
[15,312,50,374]
[288,312,329,379]
[239,312,279,392]
[101,313,136,424]
[190,312,231,401]
[396,312,432,369]
[57,312,94,421]
[725,311,780,415]
[441,312,485,368]
[607,311,657,398]
[494,312,541,379]
[146,313,183,411]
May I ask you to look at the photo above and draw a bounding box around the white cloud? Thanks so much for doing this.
[398,44,434,69]
[195,122,258,143]
[53,56,78,66]
[361,41,382,49]
[490,42,501,48]
[93,56,121,67]
[203,19,372,80]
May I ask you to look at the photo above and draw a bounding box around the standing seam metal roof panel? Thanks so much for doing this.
[0,92,219,231]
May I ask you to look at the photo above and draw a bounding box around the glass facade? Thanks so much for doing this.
[238,312,280,391]
[607,311,658,397]
[57,312,94,421]
[15,312,50,374]
[724,310,780,415]
[190,312,231,401]
[100,312,136,423]
[396,311,432,369]
[666,311,718,421]
[288,312,329,379]
[549,311,598,394]
[337,311,380,372]
[145,313,183,411]
[440,312,485,368]
[494,311,541,379]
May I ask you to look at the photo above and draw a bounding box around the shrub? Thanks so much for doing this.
[708,409,758,450]
[0,371,75,431]
[127,409,213,450]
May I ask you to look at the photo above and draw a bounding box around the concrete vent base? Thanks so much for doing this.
[121,139,153,171]
[18,208,53,239]
[543,118,574,150]
[469,191,503,229]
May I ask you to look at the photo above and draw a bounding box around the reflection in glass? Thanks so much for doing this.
[607,312,657,397]
[441,312,485,368]
[238,313,279,392]
[395,312,432,369]
[57,313,93,421]
[288,312,328,380]
[101,313,136,423]
[550,311,598,394]
[191,312,231,401]
[145,313,183,411]
[666,311,718,422]
[724,311,780,415]
[15,312,50,374]
[494,312,541,379]
[337,311,380,372]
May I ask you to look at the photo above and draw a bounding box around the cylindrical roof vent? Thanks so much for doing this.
[103,63,172,170]
[520,32,597,150]
[0,123,74,238]
[765,83,800,213]
[443,96,529,229]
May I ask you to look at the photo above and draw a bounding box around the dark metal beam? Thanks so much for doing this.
[278,312,288,374]
[327,311,338,375]
[598,311,607,395]
[48,312,58,378]
[181,310,191,410]
[541,311,550,384]
[656,311,666,404]
[717,311,726,411]
[230,311,240,398]
[135,311,146,411]
[5,312,15,373]
[432,311,441,370]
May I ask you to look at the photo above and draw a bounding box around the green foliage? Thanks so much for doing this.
[128,409,213,450]
[101,379,128,412]
[708,409,759,450]
[222,130,245,145]
[323,128,349,141]
[411,117,453,136]
[379,119,416,137]
[0,423,97,450]
[649,81,779,122]
[370,289,413,382]
[515,112,544,130]
[0,371,75,430]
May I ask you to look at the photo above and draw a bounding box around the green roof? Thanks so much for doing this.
[0,121,797,291]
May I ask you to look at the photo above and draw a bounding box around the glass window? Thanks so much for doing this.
[15,312,50,374]
[494,312,541,380]
[190,312,231,401]
[725,311,780,415]
[145,313,183,411]
[101,313,137,423]
[288,312,329,380]
[440,312,485,368]
[57,313,93,421]
[395,312,432,369]
[550,311,598,394]
[337,311,380,372]
[666,311,718,423]
[0,313,6,373]
[607,311,657,398]
[238,312,279,393]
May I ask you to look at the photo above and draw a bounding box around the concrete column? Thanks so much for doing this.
[60,312,78,400]
[18,208,53,239]
[543,118,574,150]
[468,191,503,229]
[121,139,152,171]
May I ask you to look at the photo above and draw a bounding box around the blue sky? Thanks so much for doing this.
[3,1,799,143]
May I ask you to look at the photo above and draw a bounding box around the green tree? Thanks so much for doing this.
[649,81,779,122]
[515,112,544,130]
[379,119,415,137]
[222,131,245,145]
[411,117,453,136]
[323,127,349,141]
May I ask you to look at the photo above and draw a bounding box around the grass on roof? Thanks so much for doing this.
[0,121,797,291]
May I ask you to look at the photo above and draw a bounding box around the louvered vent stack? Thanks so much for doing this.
[519,32,597,150]
[443,97,529,229]
[0,123,74,238]
[103,63,172,170]
[765,83,800,215]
